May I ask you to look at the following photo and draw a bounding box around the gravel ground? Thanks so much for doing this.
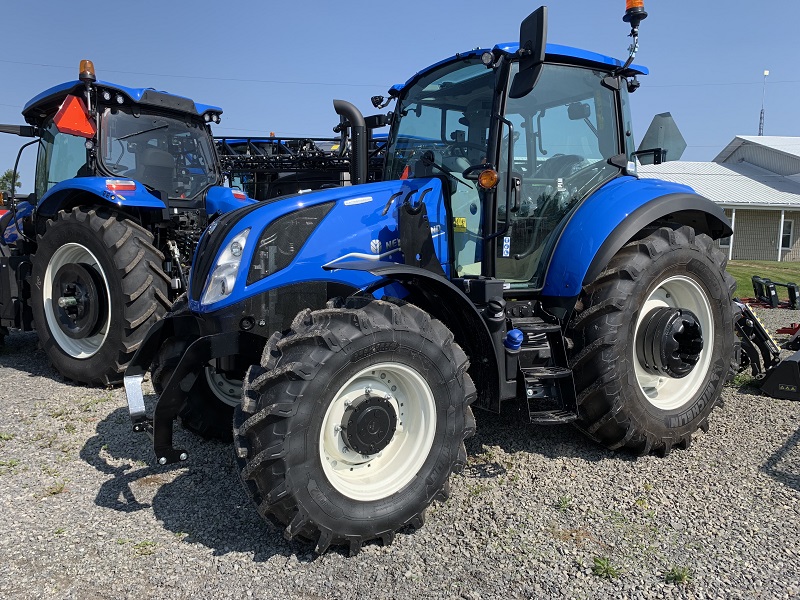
[1,307,799,599]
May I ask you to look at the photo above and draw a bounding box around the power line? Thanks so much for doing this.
[3,58,798,90]
[0,59,391,89]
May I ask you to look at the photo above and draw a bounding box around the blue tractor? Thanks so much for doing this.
[0,61,254,389]
[125,3,736,553]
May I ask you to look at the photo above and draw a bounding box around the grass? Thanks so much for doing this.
[727,260,800,298]
[0,432,14,441]
[44,480,66,496]
[664,565,693,585]
[556,495,573,511]
[591,556,621,579]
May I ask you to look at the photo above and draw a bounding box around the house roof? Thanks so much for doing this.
[637,161,800,209]
[714,136,800,163]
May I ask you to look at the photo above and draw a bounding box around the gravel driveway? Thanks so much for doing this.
[1,307,799,599]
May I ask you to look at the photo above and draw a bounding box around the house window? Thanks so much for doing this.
[719,236,730,247]
[782,219,794,250]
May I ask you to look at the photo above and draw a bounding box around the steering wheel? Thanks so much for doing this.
[534,154,584,179]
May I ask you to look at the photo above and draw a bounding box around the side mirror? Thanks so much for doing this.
[0,124,37,138]
[509,6,548,99]
[568,102,591,121]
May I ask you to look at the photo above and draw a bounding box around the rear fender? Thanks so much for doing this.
[541,176,732,298]
[36,177,166,218]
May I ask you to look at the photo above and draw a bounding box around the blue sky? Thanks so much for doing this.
[2,0,798,192]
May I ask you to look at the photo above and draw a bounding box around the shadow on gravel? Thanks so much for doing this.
[78,402,629,561]
[0,330,63,383]
[80,406,302,562]
[762,425,800,492]
[466,404,621,464]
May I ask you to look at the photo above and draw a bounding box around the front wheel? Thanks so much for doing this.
[569,226,736,455]
[30,207,171,385]
[234,298,476,554]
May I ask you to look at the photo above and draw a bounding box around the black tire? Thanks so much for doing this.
[30,206,171,385]
[569,226,736,456]
[233,298,476,555]
[151,295,241,442]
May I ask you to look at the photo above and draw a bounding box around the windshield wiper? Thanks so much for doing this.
[117,123,168,141]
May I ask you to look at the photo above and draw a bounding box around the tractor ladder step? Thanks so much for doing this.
[522,366,578,425]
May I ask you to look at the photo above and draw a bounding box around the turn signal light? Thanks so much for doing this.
[232,190,247,200]
[478,169,499,189]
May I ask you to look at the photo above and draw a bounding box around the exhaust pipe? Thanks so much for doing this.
[333,100,367,186]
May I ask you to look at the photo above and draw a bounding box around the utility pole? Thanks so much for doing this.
[759,69,769,136]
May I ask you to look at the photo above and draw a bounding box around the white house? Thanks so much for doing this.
[638,136,800,261]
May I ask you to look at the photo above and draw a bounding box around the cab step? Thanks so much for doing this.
[528,409,578,424]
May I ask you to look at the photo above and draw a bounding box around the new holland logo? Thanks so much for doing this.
[370,239,381,254]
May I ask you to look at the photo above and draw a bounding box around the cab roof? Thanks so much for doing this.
[391,42,647,95]
[21,80,222,126]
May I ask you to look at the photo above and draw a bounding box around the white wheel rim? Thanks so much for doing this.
[43,243,110,359]
[204,366,243,407]
[633,275,714,410]
[319,362,437,501]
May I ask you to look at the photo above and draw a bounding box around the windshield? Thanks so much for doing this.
[99,107,218,199]
[496,62,622,289]
[386,57,495,276]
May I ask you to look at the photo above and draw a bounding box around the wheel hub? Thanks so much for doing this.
[636,307,703,379]
[341,393,398,455]
[51,263,107,340]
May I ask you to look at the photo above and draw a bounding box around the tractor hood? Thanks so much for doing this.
[188,178,450,312]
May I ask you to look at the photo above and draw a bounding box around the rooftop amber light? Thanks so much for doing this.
[79,59,96,82]
[626,0,644,9]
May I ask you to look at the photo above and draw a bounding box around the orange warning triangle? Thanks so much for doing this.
[400,165,410,180]
[53,95,96,138]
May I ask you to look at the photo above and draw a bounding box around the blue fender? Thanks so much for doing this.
[204,186,256,216]
[541,176,732,297]
[37,177,166,218]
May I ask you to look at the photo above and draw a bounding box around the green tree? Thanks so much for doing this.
[0,169,21,192]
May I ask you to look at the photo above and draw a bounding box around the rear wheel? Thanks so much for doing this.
[30,206,170,385]
[234,298,476,554]
[569,226,736,455]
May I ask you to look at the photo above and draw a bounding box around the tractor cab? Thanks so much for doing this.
[382,14,645,293]
[20,61,223,209]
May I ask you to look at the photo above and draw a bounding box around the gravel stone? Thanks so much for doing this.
[0,304,799,598]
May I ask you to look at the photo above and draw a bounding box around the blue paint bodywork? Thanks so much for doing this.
[190,178,448,313]
[1,201,34,245]
[540,177,696,297]
[37,177,167,217]
[205,186,256,217]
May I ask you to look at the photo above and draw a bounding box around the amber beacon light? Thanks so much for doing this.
[623,0,648,28]
[79,59,96,83]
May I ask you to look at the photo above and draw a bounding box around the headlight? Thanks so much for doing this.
[201,228,250,305]
[247,202,334,285]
